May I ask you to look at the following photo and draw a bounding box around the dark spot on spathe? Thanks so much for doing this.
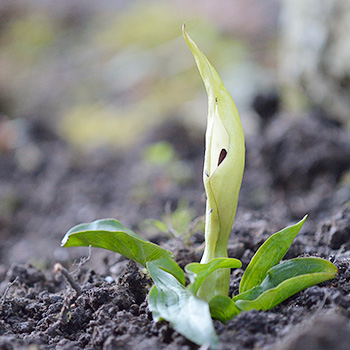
[218,149,227,166]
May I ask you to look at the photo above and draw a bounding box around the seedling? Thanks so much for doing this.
[61,26,337,348]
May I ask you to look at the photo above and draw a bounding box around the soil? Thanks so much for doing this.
[1,107,350,350]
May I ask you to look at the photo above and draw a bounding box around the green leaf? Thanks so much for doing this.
[147,262,218,348]
[239,215,308,293]
[61,219,174,268]
[153,257,186,286]
[234,257,337,311]
[209,295,241,323]
[148,285,161,321]
[185,258,242,295]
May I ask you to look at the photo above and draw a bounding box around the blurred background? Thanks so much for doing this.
[0,0,280,148]
[0,0,349,271]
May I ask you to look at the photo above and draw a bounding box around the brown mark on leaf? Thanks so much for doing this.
[218,149,227,166]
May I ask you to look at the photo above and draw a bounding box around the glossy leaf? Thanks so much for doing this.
[209,295,241,323]
[185,258,242,295]
[235,257,337,311]
[147,262,218,348]
[61,218,174,267]
[153,257,186,285]
[239,215,307,293]
[183,24,245,301]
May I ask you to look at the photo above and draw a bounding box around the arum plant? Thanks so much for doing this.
[61,25,337,348]
[182,26,245,302]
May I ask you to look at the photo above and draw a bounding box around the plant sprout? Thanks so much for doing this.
[183,24,245,302]
[61,26,337,348]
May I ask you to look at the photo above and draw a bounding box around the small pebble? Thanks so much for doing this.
[104,276,114,284]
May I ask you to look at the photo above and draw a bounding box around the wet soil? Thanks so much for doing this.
[1,109,350,349]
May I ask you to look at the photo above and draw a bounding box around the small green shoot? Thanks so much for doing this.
[61,25,337,348]
[139,199,202,240]
[183,23,245,302]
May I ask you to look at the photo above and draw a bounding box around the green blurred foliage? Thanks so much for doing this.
[128,140,192,205]
[0,1,249,150]
[143,141,175,165]
[60,3,247,149]
[1,14,56,65]
[139,198,204,239]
